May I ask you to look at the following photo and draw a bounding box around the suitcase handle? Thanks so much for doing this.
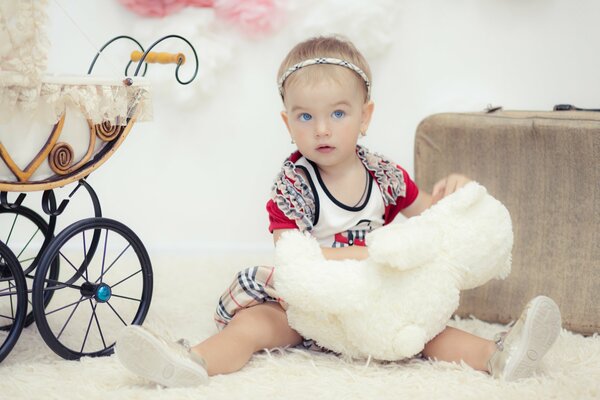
[553,104,600,112]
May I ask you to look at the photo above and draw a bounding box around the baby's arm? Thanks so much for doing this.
[273,229,369,261]
[401,174,472,218]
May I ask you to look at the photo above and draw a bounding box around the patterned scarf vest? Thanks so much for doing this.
[271,146,407,232]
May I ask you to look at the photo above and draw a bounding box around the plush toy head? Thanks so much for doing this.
[274,182,513,361]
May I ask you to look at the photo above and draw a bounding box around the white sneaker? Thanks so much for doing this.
[116,325,209,388]
[488,295,561,381]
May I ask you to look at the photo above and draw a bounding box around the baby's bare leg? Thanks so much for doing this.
[191,302,302,376]
[422,326,496,372]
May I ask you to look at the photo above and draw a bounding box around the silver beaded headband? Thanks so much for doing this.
[278,57,371,100]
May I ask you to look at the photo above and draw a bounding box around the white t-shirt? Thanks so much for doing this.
[295,157,385,248]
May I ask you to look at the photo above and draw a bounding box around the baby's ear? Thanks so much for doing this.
[361,100,375,132]
[280,111,291,133]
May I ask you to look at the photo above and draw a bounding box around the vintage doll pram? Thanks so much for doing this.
[0,35,197,362]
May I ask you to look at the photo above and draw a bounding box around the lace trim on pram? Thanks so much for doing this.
[0,1,151,126]
[0,81,153,126]
[271,146,406,231]
[0,0,49,88]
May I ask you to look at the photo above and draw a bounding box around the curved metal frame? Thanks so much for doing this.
[0,33,197,361]
[88,35,148,77]
[133,34,199,85]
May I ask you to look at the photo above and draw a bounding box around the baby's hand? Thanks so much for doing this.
[431,174,471,204]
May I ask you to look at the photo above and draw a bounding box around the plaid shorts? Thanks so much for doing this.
[214,266,322,350]
[214,266,283,329]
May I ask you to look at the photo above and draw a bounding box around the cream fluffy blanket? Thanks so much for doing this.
[274,182,513,360]
[1,254,599,400]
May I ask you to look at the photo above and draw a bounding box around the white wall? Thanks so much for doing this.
[43,0,599,255]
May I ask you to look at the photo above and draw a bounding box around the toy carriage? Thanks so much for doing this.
[0,34,198,362]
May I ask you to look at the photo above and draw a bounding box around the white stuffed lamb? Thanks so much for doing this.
[274,181,513,361]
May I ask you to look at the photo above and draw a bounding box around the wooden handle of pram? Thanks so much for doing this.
[130,50,186,65]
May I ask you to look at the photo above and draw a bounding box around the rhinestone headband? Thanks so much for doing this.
[278,57,371,100]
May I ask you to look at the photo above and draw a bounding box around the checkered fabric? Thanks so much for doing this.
[214,266,323,350]
[214,266,284,329]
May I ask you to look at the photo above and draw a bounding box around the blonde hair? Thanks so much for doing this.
[277,36,372,102]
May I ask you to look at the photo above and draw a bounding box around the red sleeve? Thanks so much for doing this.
[266,199,299,233]
[383,166,419,224]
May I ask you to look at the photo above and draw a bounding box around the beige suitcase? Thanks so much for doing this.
[414,110,599,334]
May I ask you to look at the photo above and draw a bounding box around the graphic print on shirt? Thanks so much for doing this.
[332,219,374,248]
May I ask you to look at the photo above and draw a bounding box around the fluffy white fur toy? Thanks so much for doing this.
[274,182,513,361]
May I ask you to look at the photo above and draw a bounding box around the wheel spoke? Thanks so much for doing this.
[0,287,21,296]
[82,231,89,281]
[18,256,36,265]
[100,229,109,284]
[5,213,18,244]
[91,301,107,349]
[110,269,142,289]
[60,251,83,277]
[8,281,14,319]
[16,227,41,259]
[56,296,84,340]
[109,293,141,302]
[94,243,131,284]
[80,300,96,354]
[105,300,128,326]
[40,278,82,292]
[46,297,88,316]
[0,313,16,321]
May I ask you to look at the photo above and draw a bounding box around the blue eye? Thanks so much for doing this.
[299,113,312,121]
[332,110,345,119]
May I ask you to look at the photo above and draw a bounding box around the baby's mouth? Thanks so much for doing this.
[317,145,334,151]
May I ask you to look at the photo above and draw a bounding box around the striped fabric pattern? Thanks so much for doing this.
[214,266,326,351]
[214,266,284,329]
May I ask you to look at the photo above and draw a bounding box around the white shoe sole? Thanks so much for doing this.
[503,296,561,381]
[116,325,208,388]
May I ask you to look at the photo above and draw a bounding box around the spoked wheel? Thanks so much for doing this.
[0,205,59,327]
[32,218,153,360]
[0,241,27,363]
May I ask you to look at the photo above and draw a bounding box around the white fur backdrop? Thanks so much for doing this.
[1,255,599,400]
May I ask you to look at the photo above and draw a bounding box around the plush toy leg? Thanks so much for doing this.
[390,325,427,359]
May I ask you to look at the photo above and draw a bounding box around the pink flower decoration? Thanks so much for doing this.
[117,0,188,17]
[116,0,284,34]
[186,0,214,6]
[214,0,284,35]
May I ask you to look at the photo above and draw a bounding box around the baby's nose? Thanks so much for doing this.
[315,120,331,136]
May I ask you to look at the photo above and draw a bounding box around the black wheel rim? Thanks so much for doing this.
[33,218,153,360]
[0,242,27,363]
[0,205,59,328]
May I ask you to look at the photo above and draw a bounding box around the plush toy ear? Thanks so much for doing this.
[367,219,442,271]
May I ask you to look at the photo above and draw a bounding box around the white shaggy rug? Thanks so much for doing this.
[1,253,599,400]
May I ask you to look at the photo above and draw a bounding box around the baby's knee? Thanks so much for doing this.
[229,303,293,345]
